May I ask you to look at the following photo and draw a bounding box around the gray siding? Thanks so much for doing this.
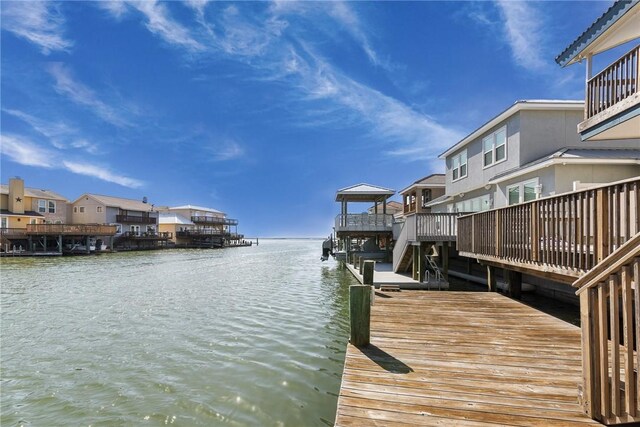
[554,164,640,194]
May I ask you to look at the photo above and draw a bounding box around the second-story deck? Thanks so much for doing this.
[334,214,393,236]
[457,177,639,283]
[191,216,238,226]
[1,224,118,237]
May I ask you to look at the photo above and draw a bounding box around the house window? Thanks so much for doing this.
[452,150,467,181]
[29,218,37,224]
[79,206,85,213]
[73,206,78,213]
[48,200,56,213]
[421,189,432,207]
[483,126,507,167]
[130,225,140,236]
[1,217,7,229]
[38,199,46,213]
[507,178,539,205]
[96,206,103,213]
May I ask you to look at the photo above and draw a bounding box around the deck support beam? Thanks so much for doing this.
[507,270,522,299]
[442,242,449,280]
[487,265,497,292]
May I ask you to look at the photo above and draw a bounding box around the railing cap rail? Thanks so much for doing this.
[458,176,640,219]
[574,232,640,295]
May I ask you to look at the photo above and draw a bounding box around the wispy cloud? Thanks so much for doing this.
[2,108,100,154]
[210,139,245,162]
[1,133,143,188]
[0,134,56,168]
[47,62,130,127]
[63,160,144,188]
[101,0,203,51]
[494,1,547,71]
[1,1,72,54]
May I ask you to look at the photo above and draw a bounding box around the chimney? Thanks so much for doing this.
[8,177,25,214]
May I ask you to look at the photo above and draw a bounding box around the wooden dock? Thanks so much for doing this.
[335,291,600,426]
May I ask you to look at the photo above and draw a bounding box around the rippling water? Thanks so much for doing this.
[1,240,355,426]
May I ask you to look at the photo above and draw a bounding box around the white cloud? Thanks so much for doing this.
[0,134,56,168]
[1,133,143,189]
[495,1,547,70]
[47,63,130,127]
[211,140,245,162]
[63,160,144,188]
[1,1,72,54]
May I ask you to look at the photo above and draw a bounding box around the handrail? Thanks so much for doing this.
[574,232,640,294]
[585,44,639,120]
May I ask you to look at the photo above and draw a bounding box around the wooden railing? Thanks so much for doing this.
[458,178,640,282]
[335,214,393,233]
[414,212,464,241]
[191,216,238,226]
[115,214,156,224]
[574,233,640,424]
[586,45,639,120]
[176,229,224,237]
[120,231,172,239]
[27,224,118,235]
[0,228,29,238]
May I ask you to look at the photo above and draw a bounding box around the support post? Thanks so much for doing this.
[579,289,598,417]
[363,260,375,286]
[487,265,497,292]
[412,245,419,281]
[86,235,90,254]
[57,234,62,254]
[507,270,522,299]
[43,235,47,252]
[442,241,449,280]
[417,244,424,282]
[349,285,371,346]
[359,257,365,275]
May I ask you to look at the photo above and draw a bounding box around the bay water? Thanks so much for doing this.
[1,239,355,426]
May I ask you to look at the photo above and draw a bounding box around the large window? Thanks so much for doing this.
[507,179,539,205]
[38,199,46,213]
[451,150,467,181]
[483,127,507,167]
[48,201,55,213]
[1,217,7,229]
[451,194,491,213]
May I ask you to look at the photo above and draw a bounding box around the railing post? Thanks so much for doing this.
[349,285,371,347]
[495,210,501,257]
[596,188,609,262]
[580,289,598,418]
[531,201,539,262]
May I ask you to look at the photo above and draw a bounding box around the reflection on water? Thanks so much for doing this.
[1,240,356,426]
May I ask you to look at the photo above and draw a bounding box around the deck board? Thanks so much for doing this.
[335,291,599,426]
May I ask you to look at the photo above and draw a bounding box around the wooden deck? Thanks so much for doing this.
[335,291,600,426]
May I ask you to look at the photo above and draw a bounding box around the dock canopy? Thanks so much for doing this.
[335,183,395,203]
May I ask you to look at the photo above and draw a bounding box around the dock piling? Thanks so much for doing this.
[349,285,371,346]
[363,260,375,286]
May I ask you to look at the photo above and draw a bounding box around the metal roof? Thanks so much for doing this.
[335,183,395,202]
[556,0,639,67]
[0,184,69,201]
[438,100,584,159]
[73,194,156,212]
[167,205,224,215]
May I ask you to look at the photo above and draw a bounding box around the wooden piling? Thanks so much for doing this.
[443,241,450,280]
[487,265,497,292]
[359,257,365,274]
[349,285,371,346]
[507,270,522,299]
[363,260,375,285]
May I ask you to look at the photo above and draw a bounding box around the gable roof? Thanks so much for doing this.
[0,185,69,201]
[438,100,584,159]
[73,194,155,212]
[489,148,640,183]
[335,183,395,202]
[399,174,446,194]
[556,0,640,67]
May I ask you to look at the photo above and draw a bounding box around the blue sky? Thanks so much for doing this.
[0,1,611,237]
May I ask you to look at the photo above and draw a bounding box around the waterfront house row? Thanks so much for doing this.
[0,177,243,254]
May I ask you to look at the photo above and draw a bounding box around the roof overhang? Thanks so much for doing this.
[335,183,395,202]
[399,183,446,195]
[556,0,640,67]
[438,101,584,159]
[579,103,640,141]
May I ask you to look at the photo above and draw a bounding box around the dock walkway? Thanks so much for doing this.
[335,291,598,426]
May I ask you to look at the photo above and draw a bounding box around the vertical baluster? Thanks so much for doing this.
[578,193,584,270]
[573,195,578,270]
[624,183,630,245]
[587,191,593,269]
[622,265,635,417]
[610,274,620,417]
[614,185,620,250]
[599,283,611,420]
[634,257,640,414]
[556,197,561,267]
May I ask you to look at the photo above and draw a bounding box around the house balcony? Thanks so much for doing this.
[116,214,156,224]
[191,216,238,226]
[335,214,393,235]
[580,44,640,141]
[119,231,172,239]
[456,177,639,284]
[405,212,464,242]
[0,224,118,236]
[176,229,224,238]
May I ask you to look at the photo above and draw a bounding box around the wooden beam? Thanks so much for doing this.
[349,285,371,347]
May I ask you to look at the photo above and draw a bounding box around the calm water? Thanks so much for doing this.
[1,240,356,426]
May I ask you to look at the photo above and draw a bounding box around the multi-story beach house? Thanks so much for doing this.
[0,178,116,254]
[398,174,445,216]
[0,177,69,227]
[158,205,239,248]
[70,194,165,250]
[428,100,640,214]
[555,0,639,141]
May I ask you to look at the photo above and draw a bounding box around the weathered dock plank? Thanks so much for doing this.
[335,291,599,426]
